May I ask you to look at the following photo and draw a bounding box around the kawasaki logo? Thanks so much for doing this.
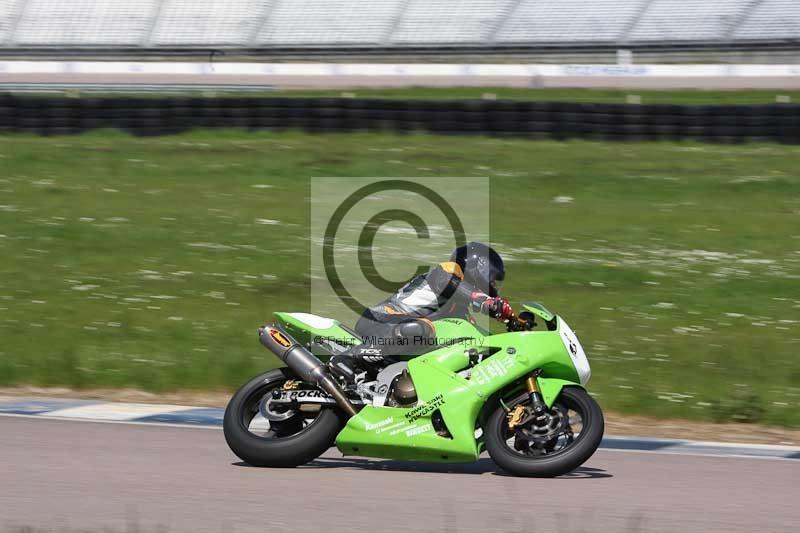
[404,394,445,422]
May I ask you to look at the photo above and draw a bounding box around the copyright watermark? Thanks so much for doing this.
[311,335,487,348]
[310,177,489,327]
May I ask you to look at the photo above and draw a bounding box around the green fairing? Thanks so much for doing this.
[521,302,555,322]
[536,377,580,408]
[332,312,587,463]
[275,312,359,358]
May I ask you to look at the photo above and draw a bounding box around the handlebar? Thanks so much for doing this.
[504,311,536,332]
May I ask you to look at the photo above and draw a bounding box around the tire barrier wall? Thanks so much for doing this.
[1,95,799,143]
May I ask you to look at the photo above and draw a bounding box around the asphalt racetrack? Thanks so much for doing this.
[2,417,797,533]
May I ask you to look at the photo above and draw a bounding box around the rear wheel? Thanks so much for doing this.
[484,386,604,477]
[223,368,342,467]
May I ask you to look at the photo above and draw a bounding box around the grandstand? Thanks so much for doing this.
[0,0,798,54]
[259,1,399,46]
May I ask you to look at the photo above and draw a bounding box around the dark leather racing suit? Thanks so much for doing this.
[328,261,494,381]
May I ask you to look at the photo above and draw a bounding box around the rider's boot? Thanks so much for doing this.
[327,319,433,383]
[328,345,387,384]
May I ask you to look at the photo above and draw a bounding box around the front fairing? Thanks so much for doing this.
[521,301,556,322]
[411,314,588,408]
[556,317,591,386]
[465,318,583,394]
[335,313,591,462]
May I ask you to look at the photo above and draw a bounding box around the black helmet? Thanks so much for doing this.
[450,242,505,297]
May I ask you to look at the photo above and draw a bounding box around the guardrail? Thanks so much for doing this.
[1,94,799,143]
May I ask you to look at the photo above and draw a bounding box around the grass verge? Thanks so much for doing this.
[0,129,798,426]
[16,87,800,105]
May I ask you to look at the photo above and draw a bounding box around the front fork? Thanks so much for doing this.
[525,372,547,415]
[507,370,546,429]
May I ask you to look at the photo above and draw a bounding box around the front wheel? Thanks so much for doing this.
[484,386,604,477]
[223,368,342,467]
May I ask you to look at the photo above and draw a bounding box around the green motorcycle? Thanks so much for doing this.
[223,302,603,477]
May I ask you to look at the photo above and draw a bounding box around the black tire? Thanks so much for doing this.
[223,368,343,467]
[484,386,604,477]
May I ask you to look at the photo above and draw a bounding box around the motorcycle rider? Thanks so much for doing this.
[329,242,513,382]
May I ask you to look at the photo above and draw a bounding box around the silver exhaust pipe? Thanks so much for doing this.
[258,324,358,418]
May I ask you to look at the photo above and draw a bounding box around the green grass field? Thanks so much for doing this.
[260,87,800,105]
[24,87,800,105]
[1,130,799,426]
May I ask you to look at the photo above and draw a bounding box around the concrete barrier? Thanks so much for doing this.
[1,62,800,89]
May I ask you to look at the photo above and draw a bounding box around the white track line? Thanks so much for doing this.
[43,402,193,420]
[596,447,800,462]
[604,435,800,451]
[2,411,797,461]
[0,411,221,430]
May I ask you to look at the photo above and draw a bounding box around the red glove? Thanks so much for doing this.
[483,297,513,321]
